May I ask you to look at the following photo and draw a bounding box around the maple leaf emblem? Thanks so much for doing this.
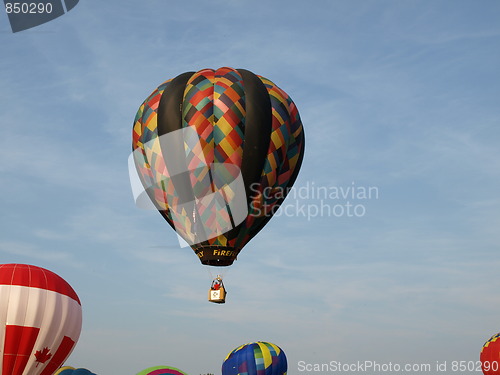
[34,347,52,367]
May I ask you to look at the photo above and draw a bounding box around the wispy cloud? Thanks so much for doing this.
[0,240,79,265]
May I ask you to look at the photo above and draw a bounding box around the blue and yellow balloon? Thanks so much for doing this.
[222,341,287,375]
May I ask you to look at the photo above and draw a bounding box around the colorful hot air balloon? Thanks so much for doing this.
[132,67,305,267]
[136,365,188,375]
[54,367,97,375]
[222,341,287,375]
[0,264,82,375]
[480,332,500,375]
[54,366,77,374]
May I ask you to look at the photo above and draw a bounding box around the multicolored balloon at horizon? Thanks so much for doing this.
[132,67,305,267]
[136,365,189,375]
[222,341,287,375]
[54,367,97,375]
[480,332,500,375]
[0,263,82,375]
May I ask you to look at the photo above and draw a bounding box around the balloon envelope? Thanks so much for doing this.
[54,366,76,374]
[480,332,500,375]
[0,264,82,375]
[136,366,188,375]
[222,341,287,375]
[132,67,305,266]
[54,367,96,375]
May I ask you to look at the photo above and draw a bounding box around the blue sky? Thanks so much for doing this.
[1,0,500,374]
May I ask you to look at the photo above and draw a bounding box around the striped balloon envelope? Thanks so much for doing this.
[136,366,188,375]
[222,341,287,375]
[0,264,82,375]
[132,67,305,267]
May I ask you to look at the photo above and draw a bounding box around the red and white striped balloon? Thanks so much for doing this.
[0,264,82,375]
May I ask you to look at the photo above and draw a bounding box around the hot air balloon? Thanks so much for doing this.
[54,367,97,375]
[131,67,305,300]
[222,341,287,375]
[0,264,82,375]
[480,332,500,375]
[54,366,76,374]
[136,365,188,375]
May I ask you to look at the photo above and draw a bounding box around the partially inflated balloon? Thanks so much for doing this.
[0,264,82,375]
[55,367,77,374]
[132,67,305,266]
[54,367,96,375]
[136,366,188,375]
[222,341,287,375]
[480,332,500,375]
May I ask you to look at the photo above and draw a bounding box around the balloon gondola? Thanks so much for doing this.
[208,274,226,304]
